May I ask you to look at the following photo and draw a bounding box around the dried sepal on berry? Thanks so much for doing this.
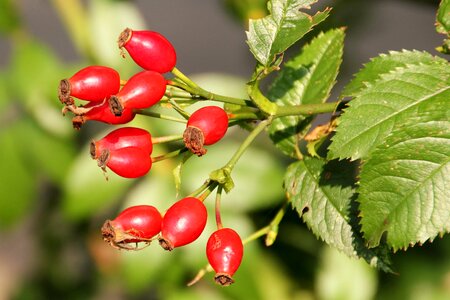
[183,106,228,156]
[102,205,162,250]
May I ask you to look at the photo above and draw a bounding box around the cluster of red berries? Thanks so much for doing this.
[102,200,243,286]
[58,28,229,177]
[57,28,242,285]
[58,28,175,128]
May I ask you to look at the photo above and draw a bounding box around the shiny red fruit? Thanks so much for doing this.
[183,106,228,156]
[96,146,151,178]
[109,70,166,116]
[118,28,177,73]
[102,205,162,249]
[91,127,153,159]
[58,66,120,105]
[206,228,243,286]
[159,197,207,251]
[71,100,136,129]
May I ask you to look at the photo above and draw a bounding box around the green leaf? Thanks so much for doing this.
[329,62,450,161]
[341,50,448,98]
[268,28,345,158]
[285,157,392,271]
[436,0,450,54]
[246,0,330,67]
[358,101,450,250]
[436,0,450,34]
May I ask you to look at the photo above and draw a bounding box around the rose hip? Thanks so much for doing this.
[58,66,120,105]
[159,197,207,251]
[102,205,162,250]
[118,28,177,73]
[91,127,153,159]
[109,70,166,116]
[183,106,228,156]
[96,146,151,178]
[206,228,243,286]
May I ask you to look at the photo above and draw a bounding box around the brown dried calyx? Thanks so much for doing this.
[58,79,74,106]
[71,115,85,130]
[183,126,206,156]
[89,141,98,159]
[109,95,124,116]
[101,220,151,250]
[214,273,234,286]
[158,237,174,251]
[118,28,132,56]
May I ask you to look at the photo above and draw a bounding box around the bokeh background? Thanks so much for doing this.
[0,0,449,299]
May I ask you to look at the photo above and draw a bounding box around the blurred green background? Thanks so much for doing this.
[0,0,449,299]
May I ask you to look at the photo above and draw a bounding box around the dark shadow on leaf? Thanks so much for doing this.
[318,159,395,273]
[347,193,395,273]
[318,158,358,188]
[268,64,312,103]
[269,116,313,145]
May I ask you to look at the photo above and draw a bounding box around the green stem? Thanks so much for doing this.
[265,201,288,246]
[215,186,224,230]
[198,182,218,202]
[169,99,191,119]
[151,135,183,144]
[225,117,272,172]
[171,67,199,89]
[248,80,278,116]
[275,102,339,118]
[171,67,253,107]
[172,67,340,117]
[242,226,271,244]
[152,148,187,163]
[136,109,187,123]
[160,97,198,105]
[228,112,262,121]
[188,180,211,198]
[165,88,193,99]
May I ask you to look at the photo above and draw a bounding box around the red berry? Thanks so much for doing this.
[71,100,136,129]
[206,228,243,286]
[95,146,151,178]
[58,66,120,105]
[102,205,162,249]
[118,28,177,73]
[183,106,228,156]
[159,197,207,251]
[109,70,166,116]
[91,127,153,159]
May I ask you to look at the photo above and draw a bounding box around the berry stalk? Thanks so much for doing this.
[135,109,187,123]
[152,147,188,163]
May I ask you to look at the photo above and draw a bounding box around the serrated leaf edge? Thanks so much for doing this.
[329,62,450,161]
[245,0,331,66]
[340,49,448,99]
[357,120,450,251]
